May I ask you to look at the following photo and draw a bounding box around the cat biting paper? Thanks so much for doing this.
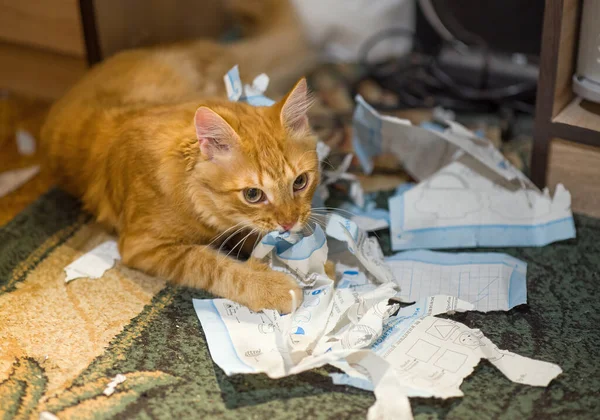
[41,1,317,313]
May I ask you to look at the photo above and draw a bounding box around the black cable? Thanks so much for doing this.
[353,27,538,115]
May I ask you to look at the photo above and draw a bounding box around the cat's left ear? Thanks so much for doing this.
[194,107,240,160]
[279,78,313,136]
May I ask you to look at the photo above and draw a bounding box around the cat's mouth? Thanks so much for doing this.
[253,212,312,235]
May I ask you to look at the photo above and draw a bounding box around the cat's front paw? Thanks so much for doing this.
[247,270,303,314]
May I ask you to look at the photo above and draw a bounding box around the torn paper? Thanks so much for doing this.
[325,214,395,285]
[251,226,328,287]
[195,288,561,418]
[350,215,388,232]
[340,201,390,232]
[346,351,414,420]
[103,373,126,396]
[0,166,40,198]
[39,412,59,420]
[338,310,562,398]
[194,216,560,419]
[386,250,527,312]
[16,129,36,155]
[193,279,397,378]
[352,94,527,183]
[316,141,331,161]
[197,214,399,379]
[389,158,576,250]
[330,295,561,399]
[224,65,275,106]
[64,240,121,283]
[251,215,394,287]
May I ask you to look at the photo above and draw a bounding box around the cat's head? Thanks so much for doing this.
[191,78,319,235]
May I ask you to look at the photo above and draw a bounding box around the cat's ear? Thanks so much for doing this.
[279,78,313,135]
[194,107,240,159]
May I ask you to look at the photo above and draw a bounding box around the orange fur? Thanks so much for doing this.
[40,1,318,312]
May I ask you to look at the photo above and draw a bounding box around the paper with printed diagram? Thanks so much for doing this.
[386,250,527,312]
[193,215,561,419]
[330,295,562,398]
[388,157,576,250]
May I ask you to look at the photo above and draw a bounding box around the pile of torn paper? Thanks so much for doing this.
[193,214,562,419]
[191,68,564,420]
[351,95,576,249]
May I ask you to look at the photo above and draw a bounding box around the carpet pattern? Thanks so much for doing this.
[1,188,599,419]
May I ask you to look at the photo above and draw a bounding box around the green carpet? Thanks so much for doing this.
[1,188,599,419]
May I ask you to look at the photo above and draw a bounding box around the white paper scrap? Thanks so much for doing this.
[389,160,576,250]
[103,373,126,397]
[224,65,243,102]
[386,250,527,312]
[345,351,414,420]
[224,65,275,106]
[326,214,395,284]
[340,202,390,232]
[39,412,60,420]
[16,129,36,155]
[64,240,121,283]
[351,215,389,232]
[0,166,40,198]
[316,141,331,161]
[252,226,329,287]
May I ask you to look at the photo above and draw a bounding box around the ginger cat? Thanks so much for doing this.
[41,0,318,313]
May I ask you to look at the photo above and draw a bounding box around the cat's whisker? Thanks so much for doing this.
[249,230,262,256]
[217,226,250,255]
[217,225,248,248]
[311,207,359,220]
[307,213,327,224]
[309,216,327,228]
[319,160,336,171]
[206,221,246,249]
[312,206,359,215]
[304,222,315,236]
[236,228,258,260]
[302,155,335,171]
[312,208,383,239]
[220,231,251,263]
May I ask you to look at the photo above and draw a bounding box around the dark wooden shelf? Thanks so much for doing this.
[553,98,600,131]
[531,0,600,188]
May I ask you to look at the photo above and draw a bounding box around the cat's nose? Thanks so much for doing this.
[279,219,298,232]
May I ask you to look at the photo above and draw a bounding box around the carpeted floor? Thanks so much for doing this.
[1,65,599,419]
[1,189,599,419]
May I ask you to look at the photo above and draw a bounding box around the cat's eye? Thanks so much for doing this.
[293,173,308,191]
[243,188,264,203]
